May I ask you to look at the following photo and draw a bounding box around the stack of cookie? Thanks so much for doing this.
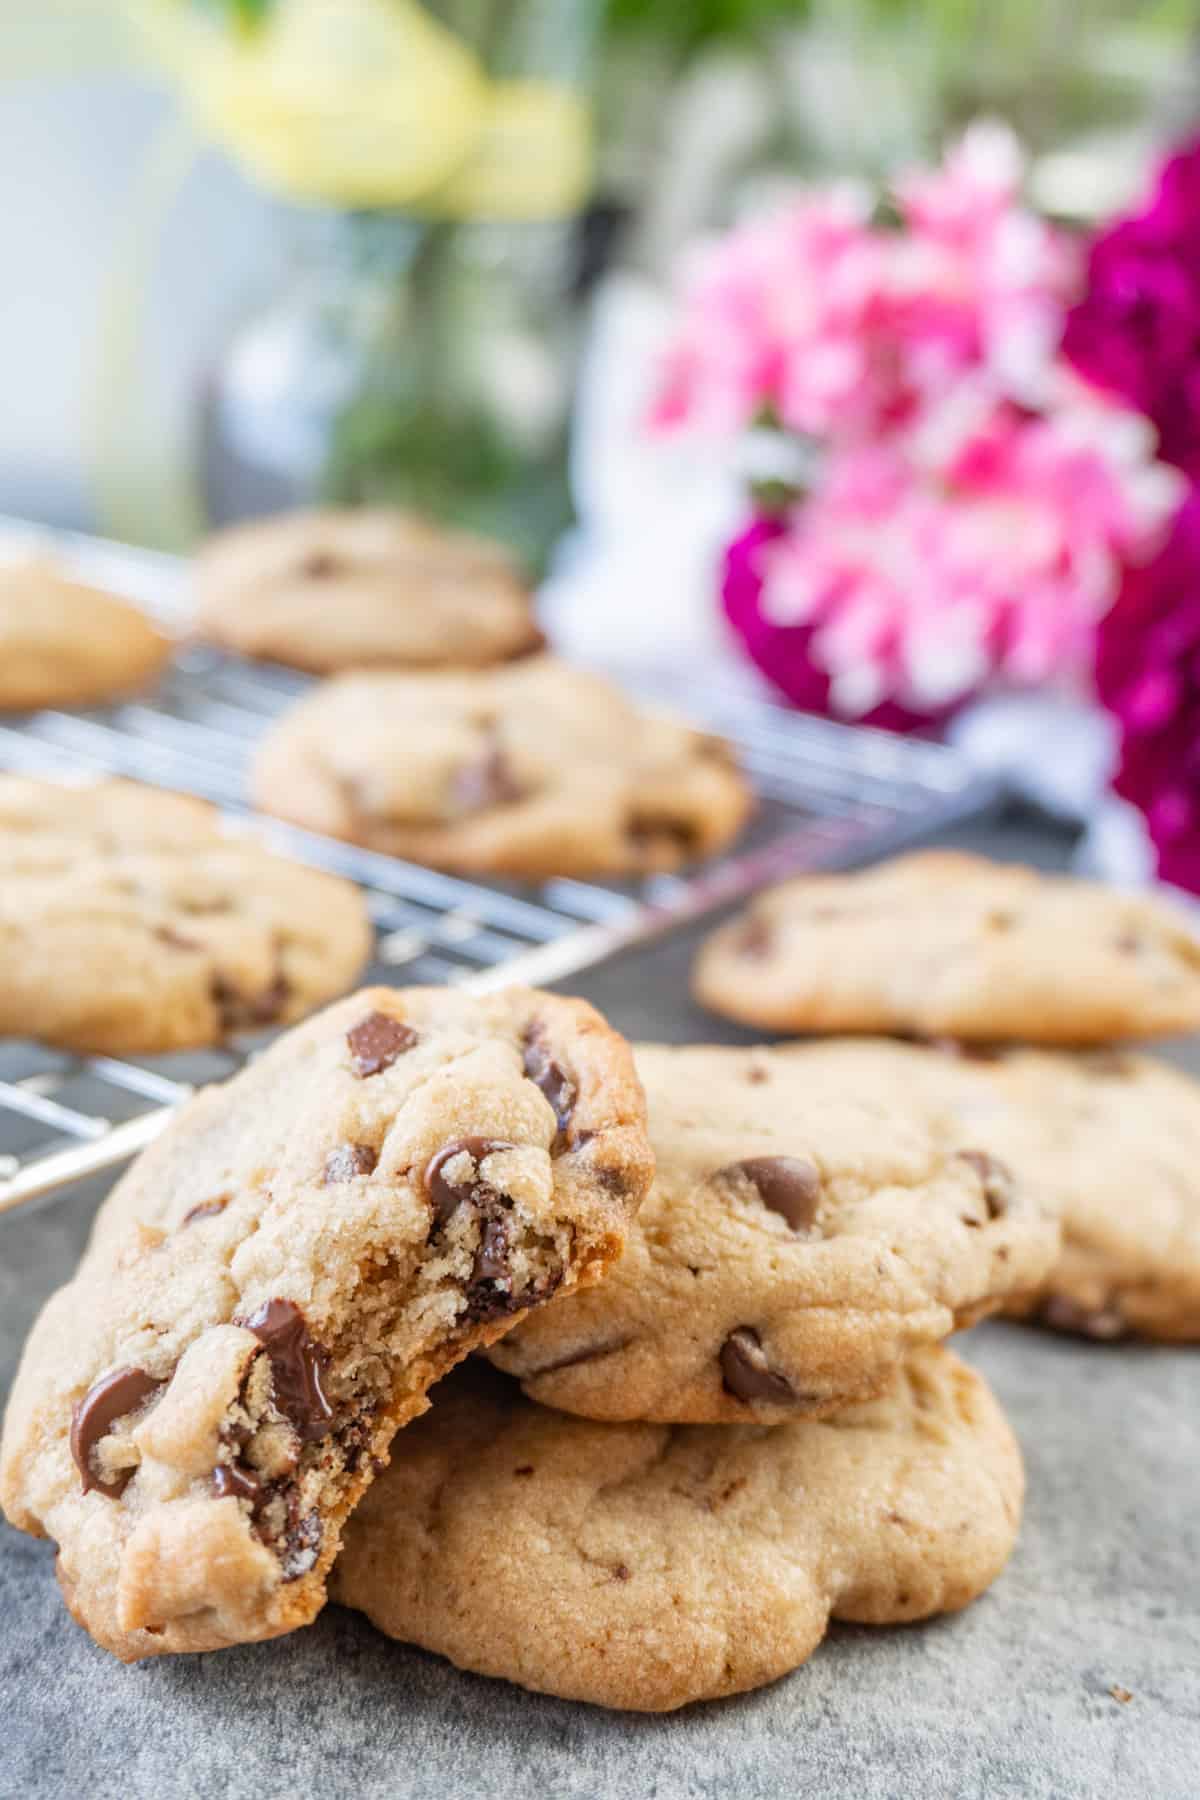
[3,514,1198,1714]
[2,975,1060,1710]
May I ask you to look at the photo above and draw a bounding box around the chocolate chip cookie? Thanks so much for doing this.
[693,851,1200,1043]
[0,985,653,1660]
[195,508,542,673]
[333,1348,1024,1711]
[250,656,752,879]
[0,775,371,1053]
[952,1044,1200,1342]
[488,1042,1059,1422]
[0,558,171,709]
[692,1036,1200,1344]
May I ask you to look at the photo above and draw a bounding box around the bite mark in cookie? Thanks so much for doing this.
[0,985,653,1659]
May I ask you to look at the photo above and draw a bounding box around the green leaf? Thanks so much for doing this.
[182,0,276,30]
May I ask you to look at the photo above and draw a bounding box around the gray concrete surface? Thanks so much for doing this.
[1,807,1197,1799]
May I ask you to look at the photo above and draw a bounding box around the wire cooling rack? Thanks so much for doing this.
[0,519,997,1215]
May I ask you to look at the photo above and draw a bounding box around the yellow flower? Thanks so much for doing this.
[132,0,591,216]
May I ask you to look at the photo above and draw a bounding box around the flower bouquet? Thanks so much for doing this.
[650,123,1200,892]
[650,124,1181,730]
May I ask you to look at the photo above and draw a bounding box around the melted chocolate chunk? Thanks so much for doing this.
[474,1214,511,1286]
[453,742,525,813]
[956,1149,1014,1219]
[213,972,290,1033]
[424,1136,516,1230]
[212,1461,263,1504]
[522,1025,577,1139]
[235,1298,335,1441]
[335,1410,377,1477]
[70,1367,166,1498]
[1039,1294,1130,1341]
[425,1138,521,1316]
[346,1010,418,1078]
[280,1508,322,1581]
[323,1142,378,1184]
[721,1156,821,1232]
[182,1194,230,1227]
[719,1328,796,1406]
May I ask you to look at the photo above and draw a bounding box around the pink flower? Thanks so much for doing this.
[728,395,1179,721]
[648,187,890,439]
[651,124,1079,444]
[654,124,1182,730]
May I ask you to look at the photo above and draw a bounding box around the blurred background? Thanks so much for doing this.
[3,1,1200,886]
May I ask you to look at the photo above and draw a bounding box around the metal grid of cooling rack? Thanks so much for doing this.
[0,520,998,1215]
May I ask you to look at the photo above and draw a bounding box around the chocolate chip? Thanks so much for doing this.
[335,1409,377,1477]
[182,1195,230,1227]
[720,1156,821,1232]
[956,1149,1015,1219]
[627,812,700,856]
[235,1298,335,1441]
[212,1462,263,1503]
[921,1037,1007,1063]
[214,972,290,1033]
[736,917,772,960]
[424,1138,521,1316]
[301,550,339,579]
[280,1508,322,1581]
[719,1329,796,1406]
[1082,1049,1135,1078]
[346,1010,418,1078]
[1039,1294,1130,1341]
[155,925,202,952]
[424,1137,516,1230]
[473,1214,510,1286]
[514,1465,534,1477]
[322,1142,378,1184]
[522,1025,577,1139]
[70,1367,166,1497]
[453,742,524,812]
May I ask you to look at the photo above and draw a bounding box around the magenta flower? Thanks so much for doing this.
[1063,135,1200,480]
[1097,490,1200,893]
[721,516,940,731]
